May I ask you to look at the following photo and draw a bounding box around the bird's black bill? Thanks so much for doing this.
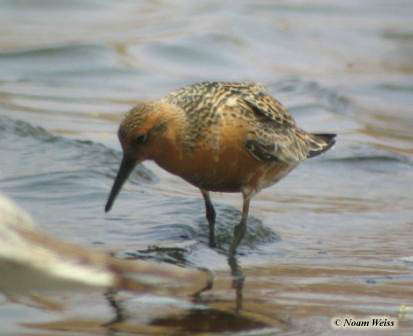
[105,154,136,212]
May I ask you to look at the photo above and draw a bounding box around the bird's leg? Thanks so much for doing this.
[229,193,251,257]
[201,190,216,248]
[227,256,245,313]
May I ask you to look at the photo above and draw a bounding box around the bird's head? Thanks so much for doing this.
[105,102,168,212]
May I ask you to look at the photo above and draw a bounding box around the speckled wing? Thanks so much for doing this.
[242,91,336,163]
[231,84,312,163]
[164,82,226,149]
[222,82,297,127]
[164,81,333,161]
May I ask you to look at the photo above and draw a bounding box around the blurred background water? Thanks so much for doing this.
[0,0,412,335]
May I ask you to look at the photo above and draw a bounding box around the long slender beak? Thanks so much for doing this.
[105,154,136,212]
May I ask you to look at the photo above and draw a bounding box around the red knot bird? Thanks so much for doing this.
[105,81,336,257]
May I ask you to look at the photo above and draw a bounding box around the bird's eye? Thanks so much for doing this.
[135,133,148,145]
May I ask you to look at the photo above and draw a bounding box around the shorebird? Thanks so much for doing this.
[105,82,336,257]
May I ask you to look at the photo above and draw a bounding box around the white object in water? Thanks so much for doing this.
[0,194,210,297]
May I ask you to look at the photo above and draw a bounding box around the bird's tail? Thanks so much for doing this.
[306,133,336,158]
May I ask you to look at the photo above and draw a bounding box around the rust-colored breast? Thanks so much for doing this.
[153,119,295,193]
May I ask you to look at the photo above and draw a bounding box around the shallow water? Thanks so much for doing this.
[1,0,413,335]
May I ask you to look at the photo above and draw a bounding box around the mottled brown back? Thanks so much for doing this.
[164,81,336,163]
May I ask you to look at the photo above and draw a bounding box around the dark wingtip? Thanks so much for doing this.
[307,133,337,158]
